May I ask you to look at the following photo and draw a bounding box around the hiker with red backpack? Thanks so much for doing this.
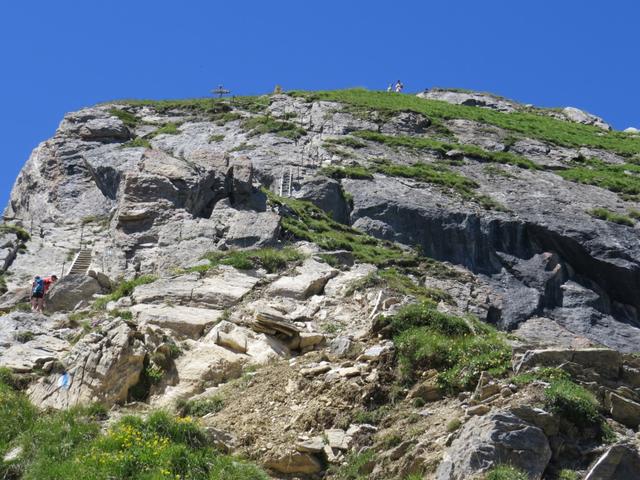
[31,274,58,313]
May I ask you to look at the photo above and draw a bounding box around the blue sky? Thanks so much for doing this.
[1,0,639,210]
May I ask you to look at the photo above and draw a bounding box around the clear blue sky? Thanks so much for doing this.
[1,0,639,210]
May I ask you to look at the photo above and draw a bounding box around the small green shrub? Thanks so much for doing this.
[391,303,511,392]
[0,224,31,242]
[558,469,580,480]
[484,465,529,480]
[325,136,367,149]
[544,380,600,428]
[208,134,225,143]
[330,450,375,479]
[511,367,571,386]
[384,302,470,337]
[588,207,635,226]
[446,418,462,432]
[176,396,225,417]
[14,331,35,343]
[320,165,374,180]
[380,432,402,448]
[150,122,181,136]
[93,275,156,310]
[121,137,151,149]
[200,247,304,274]
[108,108,138,128]
[352,406,391,425]
[242,115,306,140]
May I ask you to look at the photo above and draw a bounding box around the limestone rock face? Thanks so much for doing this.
[28,319,145,409]
[436,411,552,480]
[0,312,70,373]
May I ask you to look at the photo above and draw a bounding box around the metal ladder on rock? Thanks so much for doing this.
[67,249,92,276]
[279,167,293,197]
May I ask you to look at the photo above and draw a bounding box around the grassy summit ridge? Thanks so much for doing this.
[290,89,640,155]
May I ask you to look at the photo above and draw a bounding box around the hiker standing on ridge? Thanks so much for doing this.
[387,83,393,92]
[394,80,404,93]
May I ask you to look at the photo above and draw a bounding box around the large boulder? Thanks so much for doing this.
[436,411,551,480]
[562,106,611,131]
[28,319,145,409]
[0,312,70,373]
[130,304,225,339]
[294,177,350,224]
[267,258,338,299]
[45,275,103,312]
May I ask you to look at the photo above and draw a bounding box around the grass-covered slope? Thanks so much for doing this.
[0,372,267,479]
[291,89,640,156]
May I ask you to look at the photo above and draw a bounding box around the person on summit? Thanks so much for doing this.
[394,80,404,93]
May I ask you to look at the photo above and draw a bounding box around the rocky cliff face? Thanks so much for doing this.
[1,88,640,479]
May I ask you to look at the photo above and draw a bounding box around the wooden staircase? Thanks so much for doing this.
[67,249,92,276]
[279,167,293,197]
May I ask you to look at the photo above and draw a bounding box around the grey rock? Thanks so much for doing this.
[294,177,350,224]
[607,392,640,428]
[562,106,612,131]
[585,444,640,480]
[417,88,519,112]
[436,411,551,480]
[28,319,145,409]
[45,275,103,312]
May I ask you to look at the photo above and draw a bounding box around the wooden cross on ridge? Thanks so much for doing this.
[211,84,231,97]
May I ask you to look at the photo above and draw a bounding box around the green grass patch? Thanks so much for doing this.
[320,164,374,180]
[107,108,138,128]
[511,367,570,386]
[176,396,225,417]
[208,134,225,143]
[266,190,419,266]
[229,142,256,152]
[345,267,451,304]
[1,395,268,480]
[198,246,304,274]
[484,465,529,480]
[241,115,306,140]
[325,136,367,149]
[330,450,375,480]
[446,418,462,432]
[291,89,640,156]
[370,158,506,211]
[588,207,635,226]
[0,274,6,295]
[93,275,157,310]
[0,224,31,242]
[389,303,511,393]
[121,137,151,149]
[148,122,181,137]
[544,379,600,428]
[558,470,580,480]
[355,130,537,169]
[559,157,640,197]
